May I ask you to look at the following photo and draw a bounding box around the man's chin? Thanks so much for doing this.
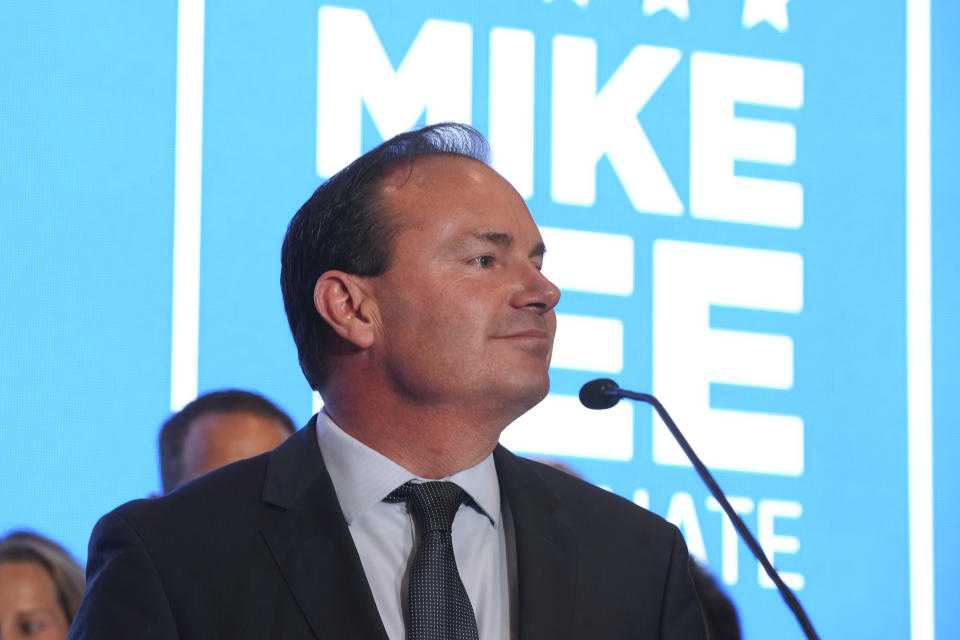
[498,371,551,416]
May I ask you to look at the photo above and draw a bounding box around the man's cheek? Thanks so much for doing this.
[546,312,558,340]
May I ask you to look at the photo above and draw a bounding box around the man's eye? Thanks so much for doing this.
[20,618,47,635]
[470,255,494,268]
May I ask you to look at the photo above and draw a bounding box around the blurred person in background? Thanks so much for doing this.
[0,531,85,640]
[159,389,296,493]
[689,559,741,640]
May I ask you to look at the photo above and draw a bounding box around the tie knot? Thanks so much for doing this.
[385,481,468,533]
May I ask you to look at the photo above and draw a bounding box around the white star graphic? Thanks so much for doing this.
[642,0,690,20]
[742,0,790,32]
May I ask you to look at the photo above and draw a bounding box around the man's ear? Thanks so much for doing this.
[313,271,377,349]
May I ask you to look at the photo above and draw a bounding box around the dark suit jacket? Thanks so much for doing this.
[69,419,705,639]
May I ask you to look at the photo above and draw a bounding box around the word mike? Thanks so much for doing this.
[579,378,820,640]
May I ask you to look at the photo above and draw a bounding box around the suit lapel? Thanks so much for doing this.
[260,419,389,640]
[495,447,578,640]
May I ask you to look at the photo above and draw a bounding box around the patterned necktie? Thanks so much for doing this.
[384,481,480,640]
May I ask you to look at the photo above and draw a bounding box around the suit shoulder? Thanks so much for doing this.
[111,452,274,537]
[510,455,678,536]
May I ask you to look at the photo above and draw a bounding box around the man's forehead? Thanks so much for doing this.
[378,153,486,194]
[375,153,544,250]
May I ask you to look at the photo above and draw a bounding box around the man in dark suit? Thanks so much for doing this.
[69,123,705,639]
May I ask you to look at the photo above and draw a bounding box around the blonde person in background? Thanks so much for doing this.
[0,531,85,640]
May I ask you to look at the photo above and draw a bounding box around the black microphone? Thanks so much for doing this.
[578,378,621,409]
[579,378,820,640]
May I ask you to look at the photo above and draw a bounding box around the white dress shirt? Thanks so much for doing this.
[315,410,510,640]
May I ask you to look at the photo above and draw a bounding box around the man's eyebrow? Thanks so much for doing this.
[469,231,546,257]
[471,231,513,247]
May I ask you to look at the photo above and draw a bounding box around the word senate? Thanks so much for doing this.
[545,0,794,32]
[633,488,806,590]
[316,5,807,480]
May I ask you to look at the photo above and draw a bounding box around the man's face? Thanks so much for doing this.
[0,561,69,640]
[368,155,561,421]
[178,411,291,488]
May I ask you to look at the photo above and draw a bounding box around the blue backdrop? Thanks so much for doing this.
[1,1,957,638]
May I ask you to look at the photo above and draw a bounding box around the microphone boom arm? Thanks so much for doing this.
[600,384,821,640]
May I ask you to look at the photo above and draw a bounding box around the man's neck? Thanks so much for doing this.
[321,393,508,479]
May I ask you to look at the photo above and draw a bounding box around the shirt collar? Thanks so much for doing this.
[315,410,501,529]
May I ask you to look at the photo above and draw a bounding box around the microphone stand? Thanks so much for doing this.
[594,382,820,640]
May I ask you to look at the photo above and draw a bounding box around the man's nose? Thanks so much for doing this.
[511,264,561,312]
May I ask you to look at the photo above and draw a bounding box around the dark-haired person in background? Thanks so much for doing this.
[158,389,296,493]
[0,531,85,640]
[69,123,705,639]
[689,560,741,640]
